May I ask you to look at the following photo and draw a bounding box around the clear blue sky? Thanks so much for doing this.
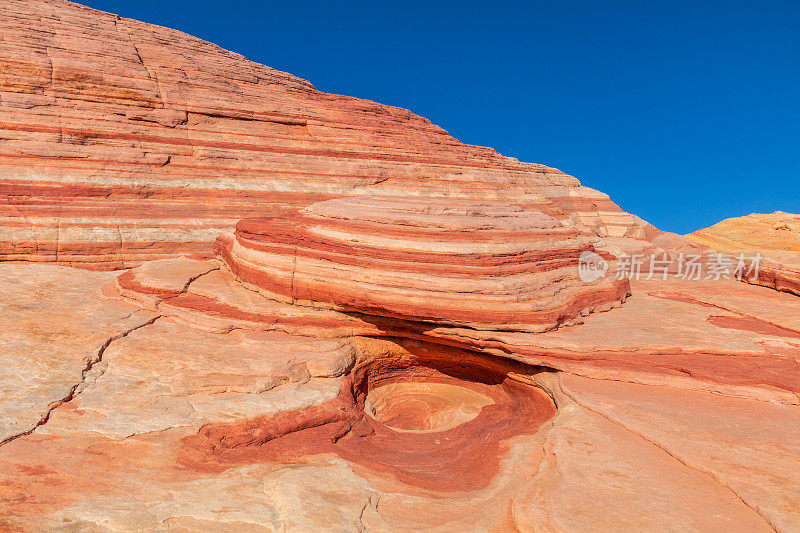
[84,0,798,234]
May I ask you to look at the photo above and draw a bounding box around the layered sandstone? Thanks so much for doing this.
[215,197,630,333]
[0,0,664,270]
[21,201,779,530]
[2,1,799,531]
[109,252,800,403]
[689,211,800,296]
[3,256,799,530]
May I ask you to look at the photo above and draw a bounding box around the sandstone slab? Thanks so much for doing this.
[2,263,796,530]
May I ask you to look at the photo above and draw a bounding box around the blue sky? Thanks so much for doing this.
[84,1,799,234]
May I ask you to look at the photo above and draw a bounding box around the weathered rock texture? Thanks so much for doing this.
[216,197,630,333]
[689,211,800,296]
[0,0,663,270]
[3,256,799,531]
[2,1,799,531]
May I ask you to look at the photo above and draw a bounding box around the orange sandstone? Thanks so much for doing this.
[216,197,630,333]
[0,0,675,270]
[0,1,798,531]
[689,211,800,296]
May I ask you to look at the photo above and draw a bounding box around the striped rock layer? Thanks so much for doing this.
[109,258,800,400]
[0,0,653,270]
[689,211,800,296]
[7,262,800,530]
[214,197,630,333]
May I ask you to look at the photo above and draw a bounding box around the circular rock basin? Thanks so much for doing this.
[180,341,557,492]
[364,381,494,433]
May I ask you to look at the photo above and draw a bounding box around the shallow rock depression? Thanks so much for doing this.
[179,339,557,492]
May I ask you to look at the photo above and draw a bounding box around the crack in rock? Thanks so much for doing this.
[559,380,780,533]
[0,315,161,447]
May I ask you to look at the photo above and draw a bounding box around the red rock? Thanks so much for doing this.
[0,0,670,270]
[1,1,799,531]
[216,196,630,333]
[3,262,795,530]
[178,339,556,493]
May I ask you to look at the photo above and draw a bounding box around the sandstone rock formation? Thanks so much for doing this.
[1,1,799,531]
[1,201,793,531]
[0,0,673,271]
[216,197,630,333]
[3,248,800,530]
[689,211,800,296]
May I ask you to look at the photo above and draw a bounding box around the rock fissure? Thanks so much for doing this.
[0,314,161,447]
[559,383,780,532]
[652,291,800,338]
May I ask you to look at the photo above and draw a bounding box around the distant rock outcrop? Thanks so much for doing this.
[689,211,800,296]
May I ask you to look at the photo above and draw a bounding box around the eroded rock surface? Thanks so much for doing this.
[216,197,630,333]
[1,1,798,531]
[2,242,799,530]
[689,211,800,296]
[0,0,677,270]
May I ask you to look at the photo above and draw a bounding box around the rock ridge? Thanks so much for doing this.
[215,197,630,333]
[0,0,663,270]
